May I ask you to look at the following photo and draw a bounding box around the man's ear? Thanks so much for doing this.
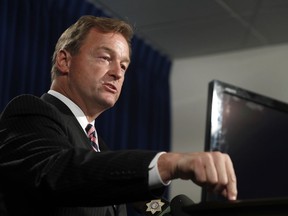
[55,49,71,75]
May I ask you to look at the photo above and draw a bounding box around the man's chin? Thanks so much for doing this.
[100,99,117,109]
[95,94,119,110]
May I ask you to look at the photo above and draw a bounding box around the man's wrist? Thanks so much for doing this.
[148,152,171,189]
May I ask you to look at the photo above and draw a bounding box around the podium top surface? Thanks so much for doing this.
[183,197,288,214]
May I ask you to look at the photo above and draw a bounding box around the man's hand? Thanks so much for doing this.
[158,151,237,200]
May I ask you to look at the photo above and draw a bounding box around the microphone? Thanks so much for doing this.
[170,194,195,216]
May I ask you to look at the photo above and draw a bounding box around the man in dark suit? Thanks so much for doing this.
[0,15,237,216]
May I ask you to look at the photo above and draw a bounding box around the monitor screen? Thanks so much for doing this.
[202,80,288,201]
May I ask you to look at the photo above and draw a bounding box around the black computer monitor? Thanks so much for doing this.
[202,80,288,201]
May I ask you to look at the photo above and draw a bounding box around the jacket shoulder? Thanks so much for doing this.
[1,94,58,119]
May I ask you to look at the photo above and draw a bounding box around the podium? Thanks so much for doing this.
[183,198,288,216]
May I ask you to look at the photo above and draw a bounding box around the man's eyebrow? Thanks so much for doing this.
[96,46,113,53]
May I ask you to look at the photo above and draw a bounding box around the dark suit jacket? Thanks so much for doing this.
[0,94,162,216]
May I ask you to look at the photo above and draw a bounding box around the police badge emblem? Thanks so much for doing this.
[146,199,165,214]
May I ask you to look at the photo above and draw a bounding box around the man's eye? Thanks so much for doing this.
[99,56,110,61]
[121,64,127,71]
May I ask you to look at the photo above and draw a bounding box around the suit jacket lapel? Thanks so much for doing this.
[40,93,108,152]
[40,93,93,150]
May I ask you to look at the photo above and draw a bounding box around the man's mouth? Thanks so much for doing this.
[103,82,117,93]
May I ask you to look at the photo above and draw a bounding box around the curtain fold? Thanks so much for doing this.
[0,0,172,199]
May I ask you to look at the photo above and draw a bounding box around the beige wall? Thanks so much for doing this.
[170,43,288,203]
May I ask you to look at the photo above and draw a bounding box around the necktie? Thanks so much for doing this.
[85,123,100,152]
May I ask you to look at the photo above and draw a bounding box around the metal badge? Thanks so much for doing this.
[146,199,165,214]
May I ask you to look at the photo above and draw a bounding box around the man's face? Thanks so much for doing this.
[66,28,130,116]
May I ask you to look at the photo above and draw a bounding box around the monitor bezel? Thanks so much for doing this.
[202,79,288,202]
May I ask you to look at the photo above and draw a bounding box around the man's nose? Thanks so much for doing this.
[109,62,123,80]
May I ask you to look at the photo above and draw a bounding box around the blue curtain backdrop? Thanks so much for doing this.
[0,0,172,213]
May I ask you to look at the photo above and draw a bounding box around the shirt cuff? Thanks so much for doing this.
[148,152,171,189]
